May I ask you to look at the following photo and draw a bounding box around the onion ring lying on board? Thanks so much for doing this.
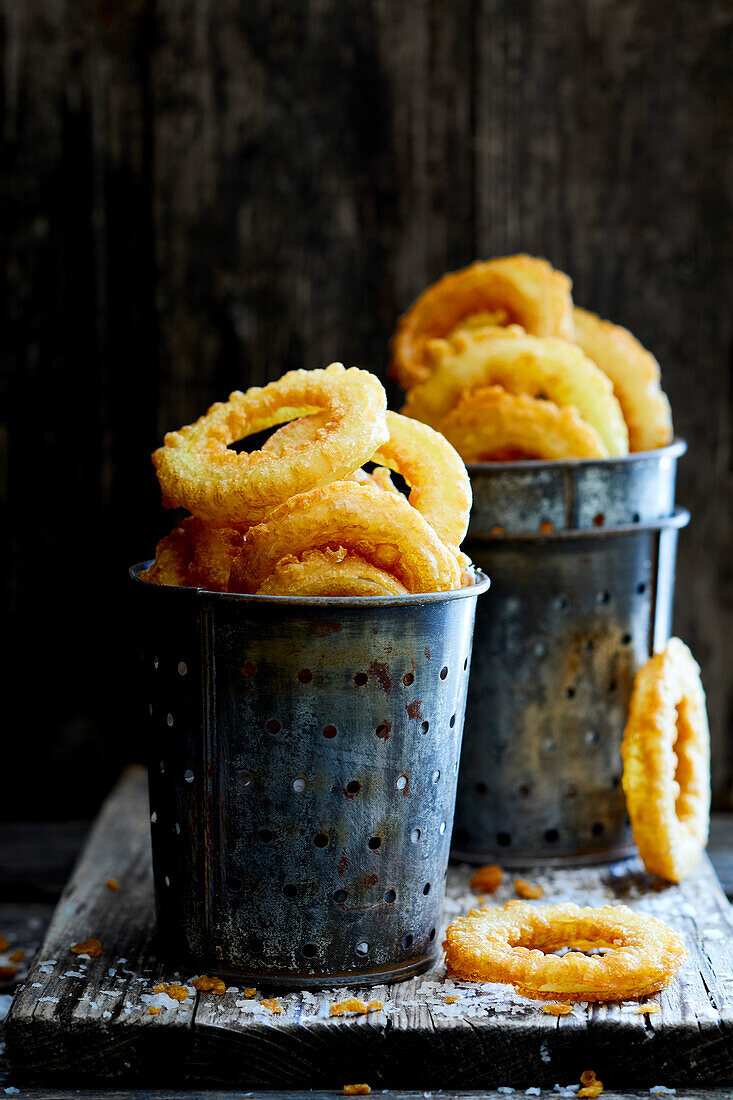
[141,517,245,591]
[152,363,388,527]
[622,638,710,882]
[572,307,673,453]
[402,327,629,456]
[390,254,574,389]
[444,901,687,1002]
[231,481,461,595]
[437,385,608,462]
[256,548,409,597]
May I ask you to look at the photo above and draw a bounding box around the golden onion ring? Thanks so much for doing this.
[371,411,472,552]
[402,327,629,456]
[444,901,688,1002]
[437,384,608,461]
[231,481,461,595]
[257,548,409,597]
[390,254,574,389]
[622,638,710,882]
[152,363,389,527]
[263,413,400,493]
[572,307,673,453]
[141,517,245,591]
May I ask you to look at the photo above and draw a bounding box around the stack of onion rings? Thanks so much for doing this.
[391,254,673,458]
[144,365,472,597]
[622,638,710,882]
[444,900,688,1002]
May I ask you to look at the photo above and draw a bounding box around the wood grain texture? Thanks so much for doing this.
[2,0,733,816]
[7,767,733,1089]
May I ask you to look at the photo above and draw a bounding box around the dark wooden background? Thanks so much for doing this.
[2,0,732,817]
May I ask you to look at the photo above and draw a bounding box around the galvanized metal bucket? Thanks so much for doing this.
[131,565,489,988]
[453,442,687,866]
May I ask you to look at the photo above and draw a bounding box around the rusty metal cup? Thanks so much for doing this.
[453,442,687,865]
[131,565,489,987]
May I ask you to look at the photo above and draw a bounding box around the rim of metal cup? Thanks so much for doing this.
[466,507,690,544]
[129,562,491,604]
[465,437,687,476]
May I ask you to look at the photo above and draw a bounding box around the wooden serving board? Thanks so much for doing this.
[7,767,733,1090]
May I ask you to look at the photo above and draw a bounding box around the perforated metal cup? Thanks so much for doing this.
[131,565,489,988]
[453,443,687,866]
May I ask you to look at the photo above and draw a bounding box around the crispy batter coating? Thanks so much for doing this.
[437,385,608,462]
[153,364,389,526]
[390,255,575,389]
[578,1069,603,1097]
[514,878,544,900]
[232,481,461,595]
[402,327,629,457]
[343,1086,371,1096]
[329,998,383,1016]
[260,998,283,1013]
[191,975,226,994]
[257,548,409,597]
[71,938,102,957]
[152,981,190,1003]
[470,864,503,894]
[444,901,687,1001]
[622,638,710,882]
[141,516,245,591]
[542,1003,574,1015]
[572,306,673,452]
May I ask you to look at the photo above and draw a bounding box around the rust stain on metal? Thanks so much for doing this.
[337,851,349,877]
[363,873,378,888]
[307,621,342,637]
[424,646,431,659]
[369,661,392,694]
[375,721,392,741]
[406,699,423,721]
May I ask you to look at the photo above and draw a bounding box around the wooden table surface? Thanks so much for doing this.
[2,797,733,1099]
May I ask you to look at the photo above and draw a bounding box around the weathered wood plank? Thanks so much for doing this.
[7,767,733,1088]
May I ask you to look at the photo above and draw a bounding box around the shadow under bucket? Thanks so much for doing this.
[453,442,687,867]
[131,565,489,988]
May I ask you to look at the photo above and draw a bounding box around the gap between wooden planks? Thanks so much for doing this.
[6,766,733,1089]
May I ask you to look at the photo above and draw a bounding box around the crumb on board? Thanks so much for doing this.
[578,1069,603,1097]
[514,878,544,900]
[242,987,257,998]
[152,982,189,1003]
[0,966,18,980]
[330,997,383,1017]
[343,1086,371,1095]
[8,950,25,963]
[149,1006,160,1015]
[445,995,461,1004]
[191,975,226,995]
[633,1003,659,1015]
[543,1003,573,1015]
[0,935,9,952]
[71,938,102,958]
[106,879,120,891]
[469,864,503,894]
[260,998,283,1014]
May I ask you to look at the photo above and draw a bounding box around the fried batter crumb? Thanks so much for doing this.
[71,938,102,957]
[445,995,461,1004]
[0,966,18,980]
[106,879,120,891]
[260,998,283,1013]
[514,878,544,899]
[149,1006,161,1015]
[543,1003,573,1015]
[578,1070,603,1097]
[152,981,189,1002]
[8,950,24,963]
[343,1086,371,1095]
[242,987,257,998]
[539,520,554,533]
[469,864,503,894]
[330,997,383,1016]
[191,975,226,995]
[0,936,9,952]
[633,1003,659,1015]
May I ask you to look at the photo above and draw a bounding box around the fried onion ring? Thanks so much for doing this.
[371,412,472,552]
[572,307,673,453]
[402,327,629,456]
[444,901,687,1001]
[231,481,461,594]
[622,638,710,882]
[257,548,409,597]
[152,363,389,526]
[263,413,400,494]
[436,385,608,461]
[390,254,574,389]
[141,517,245,591]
